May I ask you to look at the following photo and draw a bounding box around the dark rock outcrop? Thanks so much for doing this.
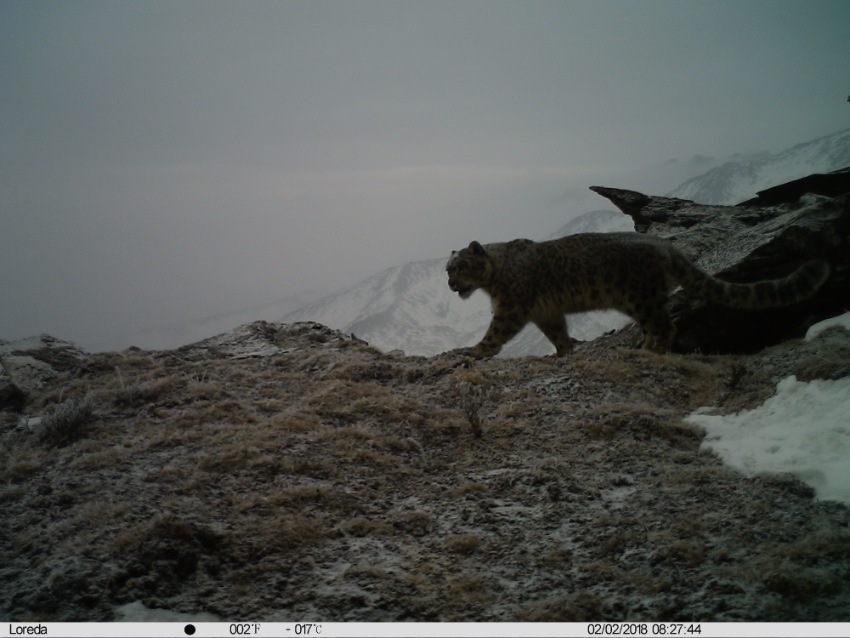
[0,335,87,404]
[591,179,849,354]
[738,166,850,207]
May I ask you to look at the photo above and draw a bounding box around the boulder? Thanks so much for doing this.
[590,177,849,354]
[0,335,87,399]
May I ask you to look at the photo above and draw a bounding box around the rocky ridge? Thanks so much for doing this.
[2,317,850,621]
[590,183,849,354]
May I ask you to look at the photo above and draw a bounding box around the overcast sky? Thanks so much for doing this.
[2,1,849,351]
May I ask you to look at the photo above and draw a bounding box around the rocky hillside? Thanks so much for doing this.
[2,320,850,622]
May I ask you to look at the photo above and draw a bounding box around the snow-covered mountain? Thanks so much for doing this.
[283,210,634,357]
[668,128,850,205]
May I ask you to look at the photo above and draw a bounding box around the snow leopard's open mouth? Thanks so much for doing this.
[452,286,473,299]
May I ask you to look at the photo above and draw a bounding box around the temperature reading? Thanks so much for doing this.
[230,623,261,635]
[294,623,322,635]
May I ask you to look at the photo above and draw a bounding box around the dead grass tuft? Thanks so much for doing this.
[232,484,339,515]
[795,355,850,382]
[340,517,395,537]
[599,532,630,556]
[452,482,489,498]
[237,515,326,560]
[1,456,41,483]
[112,368,180,407]
[444,534,482,555]
[451,369,498,438]
[198,447,280,473]
[518,591,604,621]
[332,359,404,382]
[652,540,706,567]
[70,446,128,471]
[40,393,95,444]
[445,573,494,607]
[671,513,707,540]
[780,530,850,563]
[269,413,323,432]
[346,564,391,580]
[0,484,26,503]
[390,510,434,536]
[578,405,702,449]
[278,457,338,479]
[731,553,845,605]
[623,571,674,595]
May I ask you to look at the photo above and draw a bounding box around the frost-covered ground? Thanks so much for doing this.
[689,313,850,506]
[2,320,849,622]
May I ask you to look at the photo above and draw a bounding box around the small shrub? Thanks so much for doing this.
[600,532,629,556]
[238,515,326,560]
[70,447,128,470]
[391,510,434,536]
[0,484,26,503]
[458,381,495,438]
[518,591,603,621]
[346,564,391,580]
[446,573,493,603]
[452,482,488,498]
[653,540,706,567]
[0,458,41,483]
[41,394,95,444]
[445,534,481,555]
[114,381,159,407]
[450,369,498,437]
[340,517,394,537]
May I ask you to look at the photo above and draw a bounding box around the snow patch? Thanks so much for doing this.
[806,312,850,340]
[687,314,850,506]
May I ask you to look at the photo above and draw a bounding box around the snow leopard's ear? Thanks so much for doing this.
[468,241,486,256]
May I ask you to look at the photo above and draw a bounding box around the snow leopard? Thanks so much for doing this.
[446,232,830,357]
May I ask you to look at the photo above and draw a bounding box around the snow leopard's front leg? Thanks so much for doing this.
[474,305,528,357]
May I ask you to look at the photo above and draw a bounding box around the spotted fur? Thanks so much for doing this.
[446,232,830,357]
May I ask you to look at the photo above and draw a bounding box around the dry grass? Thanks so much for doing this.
[40,393,95,444]
[1,455,42,483]
[340,517,395,537]
[444,534,482,555]
[795,326,850,381]
[518,591,604,621]
[452,482,489,498]
[70,446,128,471]
[3,321,850,622]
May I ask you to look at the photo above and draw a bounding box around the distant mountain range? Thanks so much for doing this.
[668,128,850,205]
[284,128,850,356]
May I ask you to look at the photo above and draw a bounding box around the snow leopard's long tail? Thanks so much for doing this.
[675,257,830,309]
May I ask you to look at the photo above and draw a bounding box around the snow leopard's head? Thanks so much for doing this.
[446,241,492,300]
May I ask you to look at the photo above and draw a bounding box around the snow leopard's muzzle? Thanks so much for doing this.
[448,279,474,299]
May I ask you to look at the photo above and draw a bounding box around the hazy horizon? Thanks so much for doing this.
[2,1,849,351]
